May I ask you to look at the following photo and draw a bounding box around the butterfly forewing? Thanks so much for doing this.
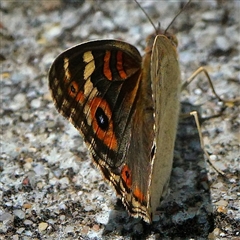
[48,40,144,183]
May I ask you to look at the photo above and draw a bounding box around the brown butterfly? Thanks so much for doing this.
[48,4,183,223]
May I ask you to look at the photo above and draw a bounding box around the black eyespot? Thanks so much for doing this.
[95,107,109,131]
[70,84,76,93]
[125,169,130,179]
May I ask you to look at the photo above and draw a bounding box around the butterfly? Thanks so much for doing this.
[48,5,182,223]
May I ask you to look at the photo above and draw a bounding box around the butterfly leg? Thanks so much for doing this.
[180,110,228,176]
[181,66,240,107]
[180,66,240,176]
[189,110,225,176]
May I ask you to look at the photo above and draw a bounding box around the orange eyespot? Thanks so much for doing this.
[67,81,85,104]
[68,81,79,97]
[89,97,117,151]
[133,187,145,203]
[121,165,132,188]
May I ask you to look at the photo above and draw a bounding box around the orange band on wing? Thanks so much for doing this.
[116,51,127,79]
[103,51,112,80]
[133,187,145,203]
[89,97,117,150]
[75,91,85,104]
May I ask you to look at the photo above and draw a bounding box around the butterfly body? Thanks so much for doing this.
[49,30,181,222]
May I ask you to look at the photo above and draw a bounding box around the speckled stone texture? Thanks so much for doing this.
[1,1,239,239]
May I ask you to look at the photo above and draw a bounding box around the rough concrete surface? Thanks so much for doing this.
[1,1,239,239]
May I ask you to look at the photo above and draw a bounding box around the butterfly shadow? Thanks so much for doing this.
[103,102,214,239]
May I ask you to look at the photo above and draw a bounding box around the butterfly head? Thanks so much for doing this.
[137,0,191,54]
[145,29,178,54]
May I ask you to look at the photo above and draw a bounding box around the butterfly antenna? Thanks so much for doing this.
[134,0,158,33]
[164,0,192,34]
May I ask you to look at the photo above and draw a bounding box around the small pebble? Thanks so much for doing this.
[21,112,31,121]
[23,203,32,209]
[65,225,74,233]
[9,93,27,111]
[202,10,221,22]
[38,222,48,232]
[217,206,227,214]
[11,73,26,84]
[82,226,90,235]
[24,219,33,225]
[213,228,220,236]
[209,155,217,161]
[30,98,41,109]
[44,25,62,41]
[59,215,66,221]
[16,228,25,234]
[59,177,69,189]
[61,9,81,29]
[215,200,228,207]
[13,209,25,219]
[92,224,100,232]
[215,36,231,52]
[12,235,19,240]
[23,162,32,171]
[95,213,109,225]
[212,182,224,189]
[33,163,48,176]
[0,212,14,222]
[194,88,202,96]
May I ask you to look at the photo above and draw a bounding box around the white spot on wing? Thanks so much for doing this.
[83,51,95,80]
[63,58,71,82]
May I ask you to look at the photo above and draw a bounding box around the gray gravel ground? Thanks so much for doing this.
[1,0,239,239]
